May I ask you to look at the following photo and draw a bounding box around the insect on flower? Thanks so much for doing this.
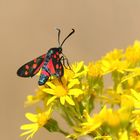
[17,29,75,85]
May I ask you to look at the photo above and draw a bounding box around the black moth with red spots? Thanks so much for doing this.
[17,29,75,85]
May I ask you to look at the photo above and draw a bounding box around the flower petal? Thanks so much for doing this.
[73,61,84,73]
[20,123,38,130]
[65,96,75,105]
[25,113,38,122]
[47,96,57,106]
[20,129,33,137]
[46,82,56,89]
[68,79,80,89]
[60,96,65,105]
[42,88,55,95]
[68,89,83,97]
[20,126,38,140]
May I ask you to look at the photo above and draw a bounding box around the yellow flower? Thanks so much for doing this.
[43,76,83,106]
[70,106,107,138]
[101,95,133,126]
[103,49,123,60]
[88,61,103,77]
[71,61,87,78]
[81,109,103,133]
[101,49,129,74]
[24,86,46,107]
[131,89,140,109]
[102,59,128,74]
[125,40,140,64]
[20,41,140,139]
[130,129,140,140]
[104,109,121,127]
[134,117,140,134]
[20,107,52,140]
[119,95,133,123]
[119,130,128,140]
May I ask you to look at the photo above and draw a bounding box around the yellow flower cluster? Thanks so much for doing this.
[20,41,140,140]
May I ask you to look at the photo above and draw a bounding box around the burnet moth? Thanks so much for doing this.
[17,29,75,85]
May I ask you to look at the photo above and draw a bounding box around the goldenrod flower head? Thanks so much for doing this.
[102,59,128,74]
[20,41,140,140]
[71,109,104,138]
[120,94,134,110]
[134,117,140,133]
[101,49,129,74]
[131,89,140,108]
[103,49,123,60]
[119,130,128,140]
[25,86,46,106]
[44,80,83,105]
[20,107,52,140]
[117,95,133,124]
[71,61,87,78]
[125,40,140,64]
[130,130,140,140]
[43,72,83,106]
[104,109,120,127]
[88,61,103,77]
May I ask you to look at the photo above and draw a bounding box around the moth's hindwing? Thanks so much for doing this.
[47,53,64,77]
[38,69,50,85]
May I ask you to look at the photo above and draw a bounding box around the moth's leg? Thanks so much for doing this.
[60,56,73,71]
[64,57,73,71]
[58,77,63,85]
[60,56,67,69]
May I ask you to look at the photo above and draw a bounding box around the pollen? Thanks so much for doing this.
[55,85,67,97]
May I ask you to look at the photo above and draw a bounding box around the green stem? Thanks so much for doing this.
[58,128,69,136]
[59,128,77,140]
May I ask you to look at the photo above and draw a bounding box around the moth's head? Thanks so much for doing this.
[47,47,62,56]
[47,29,75,56]
[58,47,62,53]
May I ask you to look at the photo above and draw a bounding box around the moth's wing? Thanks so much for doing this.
[47,57,64,77]
[17,54,46,77]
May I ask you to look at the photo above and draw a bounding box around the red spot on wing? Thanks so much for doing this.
[33,63,37,69]
[47,58,55,74]
[25,71,28,75]
[56,58,58,61]
[25,65,29,70]
[33,61,44,74]
[34,59,37,63]
[53,54,56,58]
[56,52,59,55]
[56,64,59,69]
[32,54,46,75]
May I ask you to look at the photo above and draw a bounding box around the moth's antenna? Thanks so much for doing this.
[60,29,75,48]
[56,28,61,46]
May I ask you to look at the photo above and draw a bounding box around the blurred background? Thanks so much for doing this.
[1,0,140,140]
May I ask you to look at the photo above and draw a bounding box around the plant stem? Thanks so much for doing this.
[59,128,69,136]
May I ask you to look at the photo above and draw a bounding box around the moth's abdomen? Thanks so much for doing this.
[38,70,50,85]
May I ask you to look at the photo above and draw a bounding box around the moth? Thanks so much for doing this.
[17,29,75,85]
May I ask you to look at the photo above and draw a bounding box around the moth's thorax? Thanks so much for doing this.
[47,47,62,57]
